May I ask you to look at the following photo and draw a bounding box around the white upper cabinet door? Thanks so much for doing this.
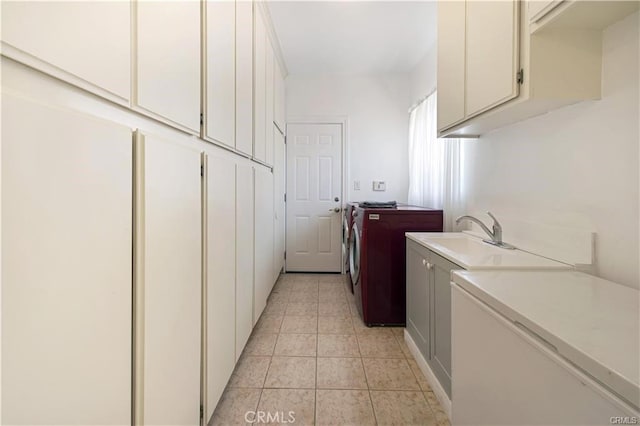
[136,1,200,132]
[136,131,201,426]
[253,10,267,163]
[274,58,286,133]
[254,166,275,320]
[265,43,275,166]
[204,153,237,420]
[236,0,254,156]
[1,1,130,103]
[236,163,255,337]
[205,0,236,148]
[437,0,466,131]
[465,0,520,117]
[2,94,132,425]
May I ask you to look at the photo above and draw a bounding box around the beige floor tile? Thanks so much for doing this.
[264,356,316,389]
[288,291,319,303]
[267,291,289,304]
[315,390,376,426]
[318,302,351,317]
[352,317,395,337]
[370,390,436,426]
[272,280,295,292]
[209,388,261,426]
[390,327,405,338]
[228,356,271,388]
[316,357,367,390]
[244,333,277,356]
[424,391,451,426]
[263,301,287,315]
[357,333,404,358]
[407,359,432,392]
[362,358,420,390]
[318,290,347,303]
[394,333,414,358]
[280,315,318,334]
[318,316,355,334]
[318,274,346,284]
[256,389,315,426]
[285,302,318,316]
[253,315,284,335]
[274,333,317,357]
[281,273,320,283]
[317,334,360,357]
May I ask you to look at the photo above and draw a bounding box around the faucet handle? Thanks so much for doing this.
[486,211,499,226]
[486,211,503,239]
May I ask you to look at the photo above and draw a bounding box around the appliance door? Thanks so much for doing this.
[349,223,361,285]
[342,213,350,270]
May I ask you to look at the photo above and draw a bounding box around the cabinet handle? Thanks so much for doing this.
[426,262,433,270]
[422,259,427,266]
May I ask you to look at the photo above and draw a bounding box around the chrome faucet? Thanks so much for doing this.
[455,212,515,249]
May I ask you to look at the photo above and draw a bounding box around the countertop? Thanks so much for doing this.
[406,232,571,270]
[452,269,640,410]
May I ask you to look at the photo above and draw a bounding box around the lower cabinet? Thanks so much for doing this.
[204,152,237,419]
[134,130,202,425]
[406,238,460,398]
[254,166,275,320]
[2,94,133,426]
[236,163,255,343]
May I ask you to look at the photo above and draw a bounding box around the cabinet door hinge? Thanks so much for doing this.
[284,193,287,202]
[516,69,524,85]
[200,405,204,421]
[200,113,204,126]
[200,165,204,177]
[284,251,287,260]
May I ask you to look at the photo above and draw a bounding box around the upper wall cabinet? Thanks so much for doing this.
[236,0,255,156]
[136,1,200,133]
[438,0,639,137]
[254,9,268,164]
[1,1,130,104]
[204,0,236,148]
[274,58,286,133]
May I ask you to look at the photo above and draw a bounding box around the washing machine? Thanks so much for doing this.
[342,202,359,293]
[350,204,443,326]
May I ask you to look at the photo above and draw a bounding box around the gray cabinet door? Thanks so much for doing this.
[429,251,460,398]
[406,239,431,360]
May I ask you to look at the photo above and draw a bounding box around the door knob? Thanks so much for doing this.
[328,207,340,213]
[334,197,340,202]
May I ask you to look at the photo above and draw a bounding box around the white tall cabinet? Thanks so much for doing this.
[273,129,287,281]
[135,0,201,132]
[2,95,132,425]
[204,152,238,419]
[0,1,130,103]
[134,131,202,426]
[237,163,256,334]
[254,166,275,320]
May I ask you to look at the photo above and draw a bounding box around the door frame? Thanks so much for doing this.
[284,115,349,273]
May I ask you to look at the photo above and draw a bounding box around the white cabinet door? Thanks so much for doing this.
[274,58,286,132]
[273,129,286,281]
[437,0,466,131]
[136,1,200,132]
[236,163,256,338]
[205,0,236,147]
[1,1,130,103]
[135,131,201,426]
[236,0,254,156]
[465,0,520,117]
[265,43,275,166]
[204,152,237,420]
[254,166,275,319]
[2,94,132,425]
[253,10,267,162]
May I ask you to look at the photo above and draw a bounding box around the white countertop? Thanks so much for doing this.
[406,232,571,270]
[452,269,640,410]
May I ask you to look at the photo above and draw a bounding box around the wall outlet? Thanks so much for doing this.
[372,181,386,191]
[354,180,361,191]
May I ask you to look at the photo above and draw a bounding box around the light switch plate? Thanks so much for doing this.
[372,181,386,191]
[354,180,361,191]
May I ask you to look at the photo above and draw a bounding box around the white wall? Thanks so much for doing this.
[464,12,639,289]
[286,74,411,202]
[409,46,437,104]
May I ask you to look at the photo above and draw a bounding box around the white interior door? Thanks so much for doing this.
[286,123,343,272]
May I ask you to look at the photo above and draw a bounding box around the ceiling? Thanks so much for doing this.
[267,1,437,75]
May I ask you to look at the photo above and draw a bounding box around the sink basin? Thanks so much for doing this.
[406,232,571,270]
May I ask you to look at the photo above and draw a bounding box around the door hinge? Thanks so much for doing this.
[284,193,286,202]
[200,405,204,420]
[516,68,524,85]
[200,164,204,177]
[284,251,286,260]
[200,113,204,126]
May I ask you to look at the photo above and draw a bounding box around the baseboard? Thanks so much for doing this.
[404,330,452,420]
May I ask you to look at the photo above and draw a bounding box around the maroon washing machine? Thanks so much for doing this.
[350,203,443,326]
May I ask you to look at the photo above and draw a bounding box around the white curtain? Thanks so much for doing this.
[408,91,465,231]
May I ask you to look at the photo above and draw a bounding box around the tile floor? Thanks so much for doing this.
[210,273,450,426]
